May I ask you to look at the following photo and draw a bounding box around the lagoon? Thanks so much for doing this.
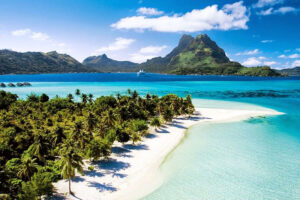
[1,73,300,199]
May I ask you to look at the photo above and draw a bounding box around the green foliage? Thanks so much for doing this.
[88,166,94,171]
[277,67,300,76]
[0,90,17,109]
[19,170,54,200]
[236,66,281,77]
[150,116,161,128]
[83,54,138,72]
[0,50,97,74]
[0,90,194,198]
[87,138,111,161]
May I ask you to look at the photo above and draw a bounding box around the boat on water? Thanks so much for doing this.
[137,69,146,76]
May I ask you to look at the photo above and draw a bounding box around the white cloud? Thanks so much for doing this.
[278,54,286,58]
[236,49,260,55]
[253,0,283,8]
[137,7,164,16]
[30,32,49,41]
[242,57,262,66]
[95,37,135,53]
[11,28,50,41]
[112,1,249,32]
[11,28,31,36]
[292,60,300,67]
[261,40,273,43]
[264,61,277,65]
[129,53,157,63]
[258,56,267,60]
[257,6,299,15]
[139,45,167,54]
[289,54,299,59]
[274,7,299,14]
[257,8,273,15]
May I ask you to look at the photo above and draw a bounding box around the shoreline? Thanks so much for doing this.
[53,107,283,200]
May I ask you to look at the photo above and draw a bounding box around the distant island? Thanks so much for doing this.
[1,34,298,76]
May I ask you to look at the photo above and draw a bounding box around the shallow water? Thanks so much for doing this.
[1,73,300,199]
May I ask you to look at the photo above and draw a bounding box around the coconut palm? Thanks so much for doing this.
[17,155,38,181]
[60,146,84,195]
[150,116,161,130]
[88,93,93,103]
[102,109,116,127]
[27,132,48,162]
[75,89,80,96]
[81,93,87,104]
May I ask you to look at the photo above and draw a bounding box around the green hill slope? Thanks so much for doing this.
[139,34,280,76]
[83,54,138,72]
[0,50,97,74]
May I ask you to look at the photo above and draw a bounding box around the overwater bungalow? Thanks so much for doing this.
[17,82,24,87]
[23,82,31,86]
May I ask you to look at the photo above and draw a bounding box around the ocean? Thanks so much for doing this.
[1,73,300,200]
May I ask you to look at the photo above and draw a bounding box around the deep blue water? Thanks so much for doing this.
[1,73,300,199]
[0,72,300,82]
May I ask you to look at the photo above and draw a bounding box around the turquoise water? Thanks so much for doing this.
[1,73,300,199]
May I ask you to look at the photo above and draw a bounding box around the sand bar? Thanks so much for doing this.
[53,107,283,200]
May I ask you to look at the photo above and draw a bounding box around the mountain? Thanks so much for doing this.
[139,34,280,76]
[0,50,97,74]
[83,54,138,72]
[277,67,300,76]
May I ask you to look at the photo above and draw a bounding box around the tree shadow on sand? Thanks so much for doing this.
[84,169,104,178]
[96,159,130,171]
[123,144,149,150]
[87,181,117,192]
[156,128,170,134]
[111,146,131,154]
[72,176,86,183]
[146,133,157,139]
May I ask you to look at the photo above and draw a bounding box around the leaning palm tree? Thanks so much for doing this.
[60,145,84,195]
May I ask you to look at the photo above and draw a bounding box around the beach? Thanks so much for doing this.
[53,107,283,200]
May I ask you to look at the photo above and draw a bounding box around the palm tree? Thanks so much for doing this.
[81,93,87,104]
[88,93,93,103]
[102,109,116,127]
[75,89,80,96]
[132,90,138,100]
[67,93,74,102]
[71,120,87,149]
[60,146,84,195]
[28,132,48,162]
[131,131,141,144]
[51,126,66,147]
[162,107,174,123]
[150,116,161,130]
[17,155,38,181]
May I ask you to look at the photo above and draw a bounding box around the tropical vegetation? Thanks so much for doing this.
[0,89,194,199]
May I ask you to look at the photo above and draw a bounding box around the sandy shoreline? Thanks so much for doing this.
[53,107,283,200]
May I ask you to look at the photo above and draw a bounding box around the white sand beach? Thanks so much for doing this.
[53,107,283,200]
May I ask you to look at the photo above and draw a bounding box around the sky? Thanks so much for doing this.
[0,0,299,69]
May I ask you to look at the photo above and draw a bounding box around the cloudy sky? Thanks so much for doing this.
[0,0,299,68]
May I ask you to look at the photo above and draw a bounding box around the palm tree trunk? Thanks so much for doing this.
[69,177,71,194]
